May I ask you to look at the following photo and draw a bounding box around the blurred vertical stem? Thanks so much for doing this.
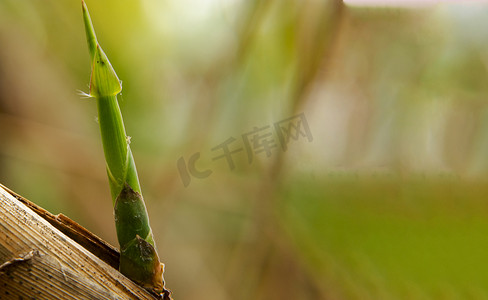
[81,1,166,295]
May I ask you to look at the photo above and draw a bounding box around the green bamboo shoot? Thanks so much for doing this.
[81,0,165,294]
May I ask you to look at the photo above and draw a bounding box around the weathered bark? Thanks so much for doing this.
[0,184,171,299]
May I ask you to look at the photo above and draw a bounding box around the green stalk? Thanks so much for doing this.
[81,1,164,293]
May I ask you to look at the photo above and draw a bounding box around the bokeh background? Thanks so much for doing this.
[2,0,488,299]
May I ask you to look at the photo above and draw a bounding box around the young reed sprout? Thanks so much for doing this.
[81,1,166,295]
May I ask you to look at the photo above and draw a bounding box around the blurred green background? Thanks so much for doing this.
[2,0,488,299]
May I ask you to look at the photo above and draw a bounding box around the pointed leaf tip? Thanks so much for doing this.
[82,0,98,63]
[82,1,121,97]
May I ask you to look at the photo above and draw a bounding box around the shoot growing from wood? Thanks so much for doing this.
[81,1,166,295]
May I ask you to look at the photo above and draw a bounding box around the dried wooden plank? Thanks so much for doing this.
[0,184,170,299]
[0,184,120,270]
